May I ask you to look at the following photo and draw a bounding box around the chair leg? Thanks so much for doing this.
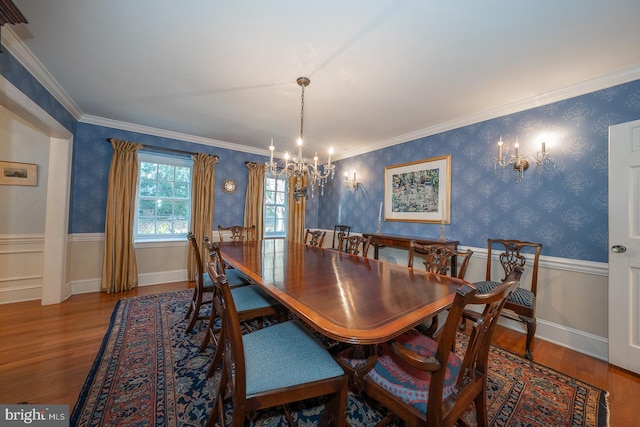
[206,329,225,378]
[185,293,202,333]
[520,315,536,360]
[185,292,196,319]
[474,385,489,427]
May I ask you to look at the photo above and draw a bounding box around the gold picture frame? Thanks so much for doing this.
[0,161,38,186]
[384,155,451,223]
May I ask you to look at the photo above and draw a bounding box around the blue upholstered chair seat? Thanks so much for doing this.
[224,268,253,286]
[337,328,461,415]
[201,273,214,288]
[474,280,533,307]
[231,284,279,312]
[242,320,345,396]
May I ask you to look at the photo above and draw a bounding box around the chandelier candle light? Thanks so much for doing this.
[266,77,335,198]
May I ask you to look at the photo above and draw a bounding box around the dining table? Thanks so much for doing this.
[218,239,470,345]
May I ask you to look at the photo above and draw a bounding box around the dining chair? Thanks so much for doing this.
[205,269,348,427]
[339,234,372,257]
[331,224,351,251]
[200,243,287,372]
[185,232,214,333]
[217,224,256,242]
[336,266,523,427]
[304,229,327,247]
[408,240,473,280]
[408,241,473,336]
[203,237,252,287]
[462,238,542,360]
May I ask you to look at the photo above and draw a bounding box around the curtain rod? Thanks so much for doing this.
[106,138,219,160]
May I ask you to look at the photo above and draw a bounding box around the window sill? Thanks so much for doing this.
[134,238,187,249]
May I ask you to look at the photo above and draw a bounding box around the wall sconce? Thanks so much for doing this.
[494,136,553,183]
[344,171,358,190]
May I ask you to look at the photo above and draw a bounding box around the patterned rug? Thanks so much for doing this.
[70,290,609,426]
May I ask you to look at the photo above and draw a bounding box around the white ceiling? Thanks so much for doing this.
[6,0,640,160]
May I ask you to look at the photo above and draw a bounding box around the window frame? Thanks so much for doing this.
[134,151,193,243]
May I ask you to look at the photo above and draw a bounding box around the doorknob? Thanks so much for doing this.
[611,245,627,253]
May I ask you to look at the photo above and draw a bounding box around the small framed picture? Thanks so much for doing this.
[0,161,38,186]
[384,155,451,223]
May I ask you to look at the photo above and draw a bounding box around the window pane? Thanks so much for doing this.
[138,219,155,234]
[174,219,188,234]
[157,200,173,216]
[265,191,275,204]
[139,199,156,216]
[156,220,173,234]
[275,192,286,204]
[276,179,286,192]
[265,178,276,191]
[174,201,188,217]
[139,162,157,179]
[175,166,191,182]
[157,164,173,180]
[139,180,156,197]
[157,180,173,197]
[175,182,189,198]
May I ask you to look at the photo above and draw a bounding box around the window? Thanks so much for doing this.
[135,152,192,241]
[264,173,287,238]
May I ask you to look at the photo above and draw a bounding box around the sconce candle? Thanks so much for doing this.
[541,141,546,154]
[378,202,383,221]
[498,137,504,160]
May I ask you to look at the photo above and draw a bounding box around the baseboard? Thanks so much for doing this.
[490,315,608,362]
[70,269,188,295]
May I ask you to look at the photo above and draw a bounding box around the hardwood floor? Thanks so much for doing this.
[1,282,639,425]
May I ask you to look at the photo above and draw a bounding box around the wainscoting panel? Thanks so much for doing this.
[0,235,44,304]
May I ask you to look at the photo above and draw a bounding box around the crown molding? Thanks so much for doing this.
[79,114,268,156]
[2,26,83,120]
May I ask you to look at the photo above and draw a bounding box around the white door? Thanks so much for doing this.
[609,119,640,374]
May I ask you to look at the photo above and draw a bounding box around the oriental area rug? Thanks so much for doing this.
[70,290,609,427]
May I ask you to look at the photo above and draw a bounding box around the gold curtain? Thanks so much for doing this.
[188,153,219,281]
[244,162,265,239]
[101,138,143,293]
[287,174,307,242]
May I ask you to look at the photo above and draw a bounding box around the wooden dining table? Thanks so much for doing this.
[218,239,469,345]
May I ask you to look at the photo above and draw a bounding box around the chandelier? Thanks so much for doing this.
[265,77,335,199]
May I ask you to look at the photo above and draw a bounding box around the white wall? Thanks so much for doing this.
[0,105,49,234]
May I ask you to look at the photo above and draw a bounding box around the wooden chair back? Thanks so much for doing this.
[487,238,541,296]
[217,224,256,242]
[339,234,372,257]
[332,224,351,250]
[203,236,227,274]
[363,266,523,427]
[304,229,327,247]
[408,241,473,280]
[185,232,213,333]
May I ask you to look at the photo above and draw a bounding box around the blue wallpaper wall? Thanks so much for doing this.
[318,80,640,262]
[70,123,266,233]
[0,50,77,133]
